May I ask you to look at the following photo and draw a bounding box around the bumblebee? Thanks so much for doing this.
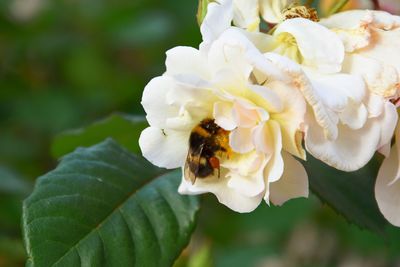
[184,118,231,184]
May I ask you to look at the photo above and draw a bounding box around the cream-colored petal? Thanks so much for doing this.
[338,101,368,130]
[260,0,292,23]
[268,80,306,159]
[233,0,260,31]
[247,84,283,113]
[252,123,274,155]
[232,99,262,127]
[208,38,254,80]
[375,143,400,227]
[342,54,399,99]
[139,127,189,169]
[366,93,385,118]
[270,152,308,206]
[305,112,382,171]
[213,101,237,130]
[229,127,255,153]
[165,46,210,79]
[178,167,264,213]
[321,10,373,52]
[377,101,398,152]
[275,18,345,74]
[304,68,366,112]
[261,121,284,184]
[141,76,180,128]
[200,0,233,48]
[225,151,268,197]
[211,28,287,81]
[265,52,339,141]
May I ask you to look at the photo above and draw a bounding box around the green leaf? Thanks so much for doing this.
[51,113,148,159]
[302,154,388,234]
[23,139,200,267]
[197,0,214,26]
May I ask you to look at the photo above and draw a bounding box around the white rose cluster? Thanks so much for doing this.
[139,0,400,225]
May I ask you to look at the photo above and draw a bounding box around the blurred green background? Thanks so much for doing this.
[1,0,400,266]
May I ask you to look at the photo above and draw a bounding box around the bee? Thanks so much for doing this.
[184,118,231,184]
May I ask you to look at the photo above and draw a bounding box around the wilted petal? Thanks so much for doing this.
[343,54,399,99]
[139,127,189,169]
[270,152,308,206]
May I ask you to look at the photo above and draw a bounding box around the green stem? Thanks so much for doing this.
[327,0,350,16]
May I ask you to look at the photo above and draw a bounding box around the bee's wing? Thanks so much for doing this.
[184,154,196,185]
[183,144,205,185]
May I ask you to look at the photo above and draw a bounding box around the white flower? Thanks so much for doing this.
[320,10,399,161]
[200,0,391,171]
[256,17,378,171]
[321,10,400,226]
[139,28,308,212]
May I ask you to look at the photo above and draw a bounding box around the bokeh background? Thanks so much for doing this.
[1,0,400,266]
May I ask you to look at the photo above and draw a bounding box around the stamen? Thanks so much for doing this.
[283,5,319,22]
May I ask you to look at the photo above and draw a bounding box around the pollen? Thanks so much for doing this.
[283,5,319,22]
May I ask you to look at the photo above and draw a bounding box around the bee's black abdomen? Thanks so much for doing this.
[186,118,225,180]
[196,163,214,177]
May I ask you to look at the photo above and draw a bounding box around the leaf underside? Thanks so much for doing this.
[303,153,388,234]
[23,139,199,267]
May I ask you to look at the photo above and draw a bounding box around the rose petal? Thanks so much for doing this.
[141,76,180,128]
[375,143,400,227]
[200,0,233,48]
[270,152,309,206]
[213,101,237,130]
[275,18,345,73]
[305,112,382,171]
[165,46,210,79]
[233,0,260,31]
[178,167,264,213]
[139,127,189,169]
[229,127,255,153]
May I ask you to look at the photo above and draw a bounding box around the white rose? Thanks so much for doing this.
[139,28,308,212]
[321,10,399,156]
[200,0,392,171]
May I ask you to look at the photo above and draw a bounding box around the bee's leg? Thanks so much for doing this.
[209,157,220,178]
